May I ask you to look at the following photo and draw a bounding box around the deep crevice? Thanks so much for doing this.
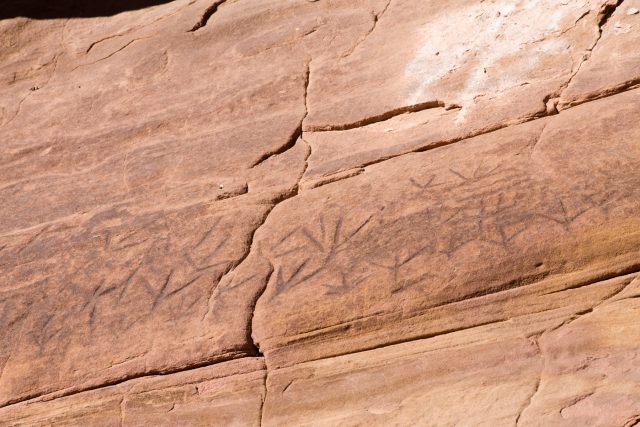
[596,0,623,28]
[189,0,227,32]
[246,137,312,356]
[208,61,313,365]
[626,416,640,427]
[251,126,302,168]
[246,63,313,362]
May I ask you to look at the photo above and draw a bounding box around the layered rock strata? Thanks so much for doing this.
[1,0,640,425]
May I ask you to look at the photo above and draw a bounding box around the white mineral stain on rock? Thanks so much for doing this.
[614,21,632,34]
[405,0,587,118]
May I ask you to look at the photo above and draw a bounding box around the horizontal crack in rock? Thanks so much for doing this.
[306,100,448,132]
[303,81,640,189]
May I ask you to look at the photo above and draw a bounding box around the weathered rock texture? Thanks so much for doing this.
[1,0,639,425]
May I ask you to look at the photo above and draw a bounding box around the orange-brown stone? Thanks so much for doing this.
[1,0,639,425]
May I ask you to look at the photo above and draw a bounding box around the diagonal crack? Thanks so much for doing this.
[596,0,624,28]
[300,167,365,192]
[341,0,393,59]
[558,0,624,106]
[514,272,638,425]
[626,416,640,427]
[514,333,544,426]
[189,0,228,32]
[546,273,639,332]
[87,34,127,54]
[252,63,310,167]
[245,144,311,354]
[258,369,268,427]
[306,99,449,132]
[211,59,313,360]
[72,37,151,71]
[529,122,550,154]
[1,92,32,128]
[119,397,126,427]
[0,349,247,410]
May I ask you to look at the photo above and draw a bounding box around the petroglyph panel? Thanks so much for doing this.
[252,89,640,366]
[0,201,268,406]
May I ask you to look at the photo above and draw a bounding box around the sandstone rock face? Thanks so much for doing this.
[1,0,639,425]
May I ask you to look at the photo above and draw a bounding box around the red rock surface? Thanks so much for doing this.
[1,0,639,425]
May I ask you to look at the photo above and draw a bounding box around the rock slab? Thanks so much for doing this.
[1,0,640,425]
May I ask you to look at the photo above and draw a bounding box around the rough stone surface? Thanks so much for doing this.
[1,0,639,425]
[0,358,266,426]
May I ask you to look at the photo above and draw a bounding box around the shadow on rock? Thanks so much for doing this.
[1,0,177,20]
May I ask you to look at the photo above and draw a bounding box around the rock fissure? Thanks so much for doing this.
[119,397,126,427]
[3,1,640,422]
[72,37,151,71]
[542,265,640,297]
[258,369,268,427]
[274,318,512,364]
[514,273,637,425]
[559,391,596,417]
[596,0,624,28]
[86,34,127,54]
[87,6,188,51]
[626,416,640,427]
[530,122,550,154]
[515,334,544,426]
[550,274,639,332]
[1,92,32,128]
[306,99,447,132]
[189,0,228,32]
[300,167,365,191]
[252,63,310,168]
[561,10,591,36]
[247,143,312,354]
[304,80,640,188]
[261,268,640,369]
[218,60,313,359]
[558,0,624,107]
[341,0,393,59]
